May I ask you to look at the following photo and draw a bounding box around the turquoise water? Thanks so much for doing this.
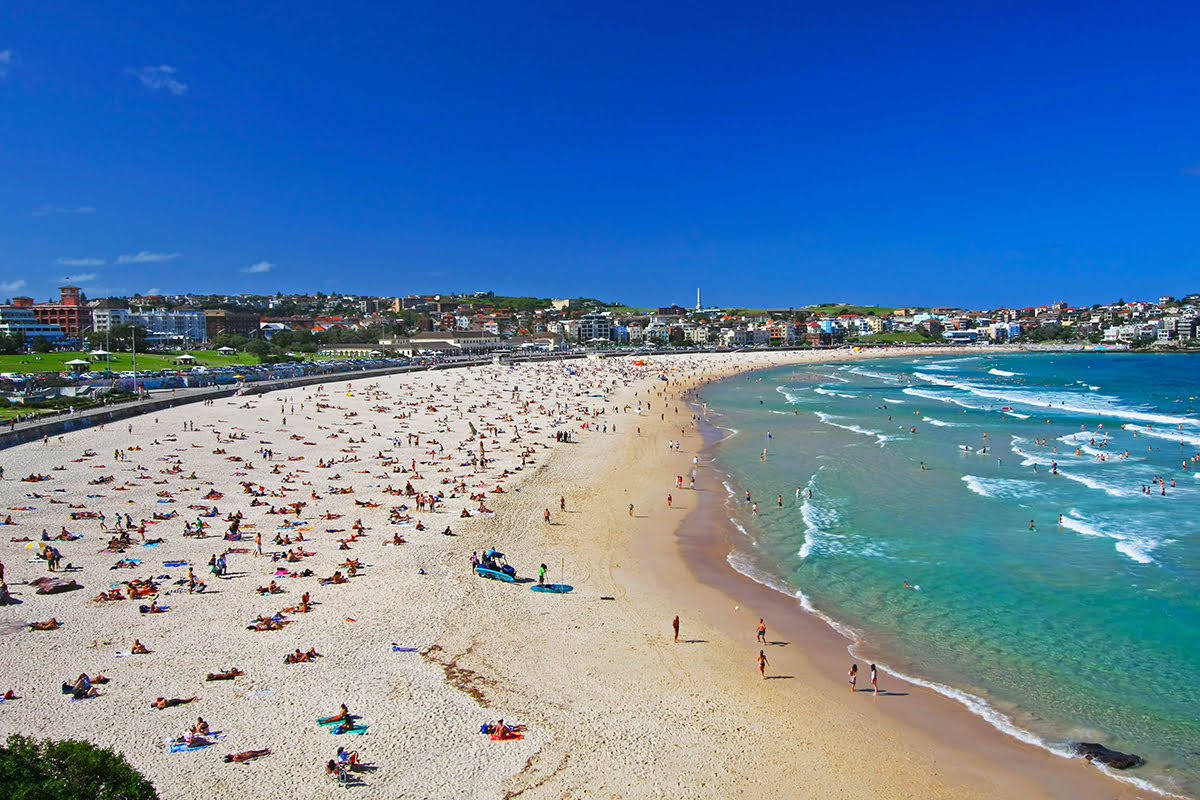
[702,352,1200,797]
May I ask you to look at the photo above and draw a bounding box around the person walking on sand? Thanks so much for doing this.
[672,615,679,643]
[629,503,634,517]
[544,508,551,524]
[870,663,878,696]
[757,618,766,643]
[667,494,672,508]
[255,532,262,558]
[758,650,769,679]
[848,663,858,692]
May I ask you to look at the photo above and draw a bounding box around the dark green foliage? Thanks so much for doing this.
[0,735,157,800]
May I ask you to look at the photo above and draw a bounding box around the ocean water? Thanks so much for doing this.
[702,352,1200,797]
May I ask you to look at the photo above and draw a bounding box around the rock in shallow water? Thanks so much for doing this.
[1072,742,1146,769]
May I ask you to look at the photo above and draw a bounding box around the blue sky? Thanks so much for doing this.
[2,2,1198,308]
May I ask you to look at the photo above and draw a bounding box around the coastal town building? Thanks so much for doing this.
[405,330,500,355]
[204,310,262,340]
[15,287,88,337]
[577,312,614,342]
[0,305,65,342]
[92,308,208,345]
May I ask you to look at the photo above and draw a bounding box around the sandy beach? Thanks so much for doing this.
[0,349,1161,798]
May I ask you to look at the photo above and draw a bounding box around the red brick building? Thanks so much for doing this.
[14,287,89,336]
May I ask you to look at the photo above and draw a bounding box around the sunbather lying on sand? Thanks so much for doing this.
[224,748,271,763]
[29,618,62,631]
[131,639,150,654]
[285,647,322,664]
[247,615,289,632]
[206,667,245,681]
[152,696,198,709]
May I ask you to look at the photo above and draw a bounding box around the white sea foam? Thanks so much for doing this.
[814,411,879,439]
[882,397,906,404]
[1004,411,1031,419]
[914,371,1200,427]
[799,471,836,559]
[848,367,903,382]
[1061,511,1158,564]
[814,386,857,399]
[988,368,1019,377]
[961,475,1042,500]
[902,387,949,402]
[1057,470,1135,498]
[775,385,809,405]
[1123,423,1200,447]
[925,417,963,427]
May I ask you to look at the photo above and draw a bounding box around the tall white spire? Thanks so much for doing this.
[696,287,701,311]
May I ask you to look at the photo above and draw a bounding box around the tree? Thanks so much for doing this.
[0,332,22,355]
[31,336,53,353]
[106,324,147,353]
[244,339,272,362]
[0,734,157,800]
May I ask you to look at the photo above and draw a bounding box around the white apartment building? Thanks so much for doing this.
[577,312,613,342]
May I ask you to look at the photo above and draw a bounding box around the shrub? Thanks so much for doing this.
[0,735,157,800]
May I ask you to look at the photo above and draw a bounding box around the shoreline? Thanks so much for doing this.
[644,357,1174,799]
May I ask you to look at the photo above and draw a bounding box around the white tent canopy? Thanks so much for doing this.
[89,349,111,356]
[216,346,237,353]
[64,359,90,366]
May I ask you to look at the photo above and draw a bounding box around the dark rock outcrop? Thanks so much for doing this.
[1072,742,1145,769]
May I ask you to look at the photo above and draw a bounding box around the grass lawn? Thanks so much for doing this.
[0,350,254,374]
[805,304,898,316]
[849,331,931,343]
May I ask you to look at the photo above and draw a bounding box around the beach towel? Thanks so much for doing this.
[141,541,162,547]
[391,646,418,652]
[246,688,274,698]
[163,561,188,567]
[168,741,213,753]
[329,724,369,735]
[490,732,523,741]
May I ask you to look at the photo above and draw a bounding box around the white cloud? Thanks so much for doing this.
[32,204,96,216]
[117,251,179,264]
[56,257,106,267]
[128,65,188,96]
[0,50,12,78]
[0,279,26,293]
[241,260,274,274]
[63,272,97,283]
[144,287,161,296]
